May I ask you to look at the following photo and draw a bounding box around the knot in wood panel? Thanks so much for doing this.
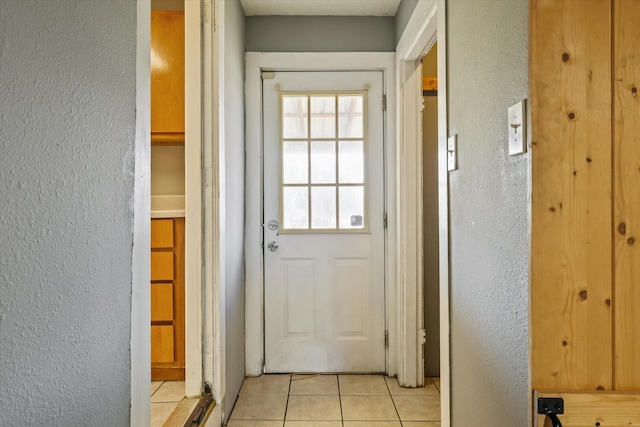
[579,290,587,300]
[618,222,627,235]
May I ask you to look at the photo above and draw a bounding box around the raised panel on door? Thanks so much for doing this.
[151,325,175,364]
[151,218,174,248]
[151,251,174,282]
[151,283,174,322]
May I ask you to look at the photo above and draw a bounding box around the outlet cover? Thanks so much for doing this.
[508,100,527,155]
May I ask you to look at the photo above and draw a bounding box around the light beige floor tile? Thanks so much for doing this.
[230,394,288,420]
[339,374,389,395]
[341,395,399,421]
[343,422,402,427]
[150,402,178,427]
[150,381,163,396]
[285,421,342,427]
[240,375,291,395]
[285,396,342,421]
[226,421,284,427]
[403,423,442,426]
[290,375,338,396]
[385,377,439,396]
[151,380,185,402]
[392,395,441,421]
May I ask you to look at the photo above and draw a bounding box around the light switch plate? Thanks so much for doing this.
[447,135,457,171]
[508,100,527,155]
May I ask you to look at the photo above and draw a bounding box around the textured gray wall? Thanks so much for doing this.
[224,0,247,422]
[446,0,529,425]
[246,16,395,52]
[395,0,418,45]
[0,1,136,426]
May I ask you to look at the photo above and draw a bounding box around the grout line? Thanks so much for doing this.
[337,374,345,426]
[385,375,403,425]
[282,374,292,426]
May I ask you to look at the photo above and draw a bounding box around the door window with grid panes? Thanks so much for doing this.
[280,93,367,232]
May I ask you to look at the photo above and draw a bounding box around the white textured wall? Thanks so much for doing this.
[0,1,137,425]
[447,0,529,424]
[223,0,247,421]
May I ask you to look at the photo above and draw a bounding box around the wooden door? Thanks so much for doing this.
[530,0,640,424]
[151,10,185,145]
[151,218,185,380]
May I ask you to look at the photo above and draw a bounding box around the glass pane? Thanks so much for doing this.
[283,141,308,184]
[283,187,309,229]
[338,141,364,184]
[282,96,308,139]
[311,187,336,229]
[338,95,364,138]
[310,141,336,184]
[310,96,336,138]
[339,186,364,229]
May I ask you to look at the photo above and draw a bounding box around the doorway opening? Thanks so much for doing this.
[421,43,440,380]
[395,0,449,423]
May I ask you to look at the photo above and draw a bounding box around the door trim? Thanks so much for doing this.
[396,0,450,424]
[245,52,397,377]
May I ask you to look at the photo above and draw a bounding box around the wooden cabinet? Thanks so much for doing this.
[151,11,184,145]
[151,218,185,380]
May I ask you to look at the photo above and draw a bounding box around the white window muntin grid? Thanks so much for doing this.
[278,91,369,233]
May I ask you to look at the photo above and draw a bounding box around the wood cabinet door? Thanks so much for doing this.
[151,11,184,145]
[150,218,185,381]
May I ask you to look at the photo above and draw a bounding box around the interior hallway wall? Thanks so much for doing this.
[0,0,137,425]
[223,0,247,422]
[446,0,529,424]
[246,16,395,52]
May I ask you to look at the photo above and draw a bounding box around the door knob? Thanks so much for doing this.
[267,241,278,252]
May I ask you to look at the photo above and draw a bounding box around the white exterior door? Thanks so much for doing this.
[263,71,386,373]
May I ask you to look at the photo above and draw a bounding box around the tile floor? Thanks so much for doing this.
[151,380,185,427]
[226,375,441,427]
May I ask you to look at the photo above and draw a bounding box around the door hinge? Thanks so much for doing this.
[419,329,426,344]
[262,71,275,80]
[384,330,388,347]
[382,94,387,111]
[421,97,426,112]
[383,212,387,229]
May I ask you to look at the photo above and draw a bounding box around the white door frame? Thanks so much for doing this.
[131,1,224,425]
[396,0,450,424]
[245,52,397,377]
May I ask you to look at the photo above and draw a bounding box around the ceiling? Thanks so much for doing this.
[239,0,402,16]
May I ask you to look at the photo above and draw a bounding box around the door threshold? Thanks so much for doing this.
[163,393,215,427]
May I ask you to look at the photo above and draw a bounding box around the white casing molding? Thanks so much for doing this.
[131,1,151,426]
[396,0,451,425]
